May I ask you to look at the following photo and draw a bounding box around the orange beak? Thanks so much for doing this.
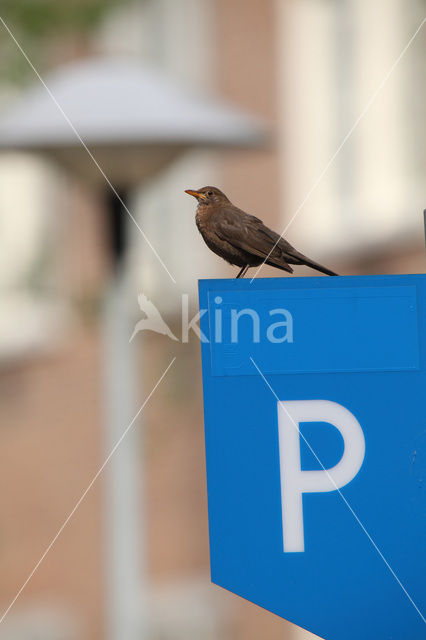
[185,189,206,199]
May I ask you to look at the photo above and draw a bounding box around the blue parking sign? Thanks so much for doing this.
[199,274,426,640]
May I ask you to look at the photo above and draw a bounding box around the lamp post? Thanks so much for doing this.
[0,56,266,639]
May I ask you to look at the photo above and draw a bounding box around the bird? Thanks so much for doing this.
[129,294,178,342]
[185,186,338,278]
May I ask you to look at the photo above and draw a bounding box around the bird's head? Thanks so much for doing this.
[185,186,229,205]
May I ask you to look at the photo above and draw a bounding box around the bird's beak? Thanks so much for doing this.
[185,189,206,200]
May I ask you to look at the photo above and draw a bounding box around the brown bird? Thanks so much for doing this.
[185,186,338,278]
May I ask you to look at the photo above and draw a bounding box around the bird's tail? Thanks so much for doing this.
[287,252,338,276]
[305,260,338,276]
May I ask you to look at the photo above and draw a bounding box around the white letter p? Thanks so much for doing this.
[277,400,365,553]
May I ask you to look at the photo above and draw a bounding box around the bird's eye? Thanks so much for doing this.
[207,191,213,196]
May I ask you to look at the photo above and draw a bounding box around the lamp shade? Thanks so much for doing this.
[0,57,267,184]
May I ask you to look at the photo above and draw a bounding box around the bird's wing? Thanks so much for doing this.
[138,293,148,309]
[138,294,162,318]
[214,206,293,272]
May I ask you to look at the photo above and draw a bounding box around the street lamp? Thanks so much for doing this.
[0,55,266,640]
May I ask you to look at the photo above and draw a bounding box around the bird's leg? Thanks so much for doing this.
[236,266,245,278]
[236,265,249,278]
[241,265,250,278]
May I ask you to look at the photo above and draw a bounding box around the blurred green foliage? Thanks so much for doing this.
[0,0,131,83]
[1,0,124,37]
